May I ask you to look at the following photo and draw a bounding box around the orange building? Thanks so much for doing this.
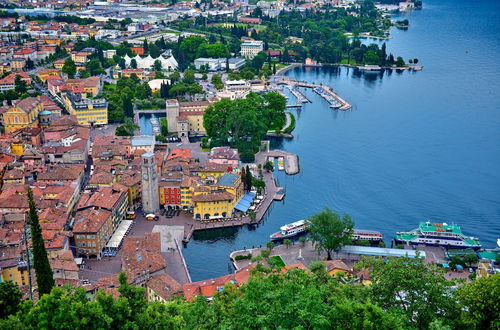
[131,47,145,56]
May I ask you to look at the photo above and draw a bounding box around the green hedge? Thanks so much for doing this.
[234,253,252,261]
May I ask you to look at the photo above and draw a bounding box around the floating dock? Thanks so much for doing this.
[288,86,310,103]
[278,78,352,111]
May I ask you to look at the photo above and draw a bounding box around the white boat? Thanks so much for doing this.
[270,219,310,240]
[277,157,284,171]
[351,229,383,241]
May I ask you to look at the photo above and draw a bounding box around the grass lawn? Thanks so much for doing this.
[268,256,285,268]
[275,63,288,70]
[162,29,181,35]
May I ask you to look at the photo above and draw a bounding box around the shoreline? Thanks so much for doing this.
[274,62,423,77]
[179,149,299,243]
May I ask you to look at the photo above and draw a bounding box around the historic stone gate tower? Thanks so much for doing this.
[141,152,159,214]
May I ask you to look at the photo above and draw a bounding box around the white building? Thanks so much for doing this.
[132,136,155,154]
[240,40,264,59]
[95,29,122,40]
[228,58,246,70]
[124,51,178,70]
[103,49,117,59]
[194,58,226,71]
[224,80,251,92]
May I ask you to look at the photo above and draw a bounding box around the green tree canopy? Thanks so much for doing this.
[455,273,500,329]
[358,255,460,329]
[14,75,27,94]
[211,74,223,90]
[62,58,76,79]
[203,92,286,156]
[308,207,354,260]
[0,281,22,318]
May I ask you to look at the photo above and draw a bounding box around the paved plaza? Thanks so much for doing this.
[152,225,185,252]
[78,213,192,285]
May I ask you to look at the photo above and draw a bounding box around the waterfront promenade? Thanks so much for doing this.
[256,149,300,175]
[228,242,470,281]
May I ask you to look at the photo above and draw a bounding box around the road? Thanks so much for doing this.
[109,28,162,44]
[27,55,69,75]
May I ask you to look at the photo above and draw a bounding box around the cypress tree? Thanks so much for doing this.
[245,165,252,192]
[123,96,134,118]
[27,187,54,296]
[241,167,246,190]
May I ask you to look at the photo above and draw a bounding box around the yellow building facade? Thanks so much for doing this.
[2,97,43,134]
[10,59,26,71]
[37,69,61,83]
[0,261,29,287]
[192,190,235,220]
[62,92,108,125]
[216,174,244,204]
[10,142,24,156]
[70,52,91,64]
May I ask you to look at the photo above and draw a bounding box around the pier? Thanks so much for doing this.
[259,149,300,175]
[277,77,352,111]
[286,85,311,104]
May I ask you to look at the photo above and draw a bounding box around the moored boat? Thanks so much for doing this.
[270,219,310,240]
[394,221,482,249]
[351,229,383,242]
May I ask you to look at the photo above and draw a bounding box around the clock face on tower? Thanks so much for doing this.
[143,173,149,180]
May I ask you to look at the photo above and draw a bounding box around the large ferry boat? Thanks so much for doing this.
[351,229,383,242]
[394,222,482,249]
[270,220,310,240]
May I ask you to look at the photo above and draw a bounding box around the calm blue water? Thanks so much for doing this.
[184,0,500,281]
[139,113,166,135]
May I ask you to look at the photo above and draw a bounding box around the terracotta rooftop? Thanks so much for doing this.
[12,97,40,114]
[73,208,111,234]
[183,265,254,301]
[189,162,230,173]
[146,273,183,301]
[321,260,351,273]
[37,164,84,182]
[121,233,166,277]
[78,186,126,211]
[167,148,191,161]
[192,191,234,203]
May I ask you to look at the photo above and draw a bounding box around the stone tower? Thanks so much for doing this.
[165,99,180,133]
[141,152,159,214]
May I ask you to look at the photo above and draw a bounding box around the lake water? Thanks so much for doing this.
[183,0,500,281]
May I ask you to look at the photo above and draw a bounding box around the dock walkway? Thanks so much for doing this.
[258,149,300,175]
[277,77,352,110]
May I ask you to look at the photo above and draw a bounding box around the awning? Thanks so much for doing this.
[105,220,133,249]
[234,192,256,212]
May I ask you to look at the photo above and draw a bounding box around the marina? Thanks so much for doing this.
[150,117,161,135]
[276,77,352,110]
[286,85,311,104]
